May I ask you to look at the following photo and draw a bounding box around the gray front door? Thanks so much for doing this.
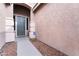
[16,16,26,37]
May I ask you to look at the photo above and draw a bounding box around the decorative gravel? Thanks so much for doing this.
[0,41,17,56]
[30,39,67,56]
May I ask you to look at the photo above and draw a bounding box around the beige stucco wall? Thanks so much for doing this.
[0,4,6,33]
[0,4,7,48]
[0,3,14,48]
[0,4,5,48]
[34,3,79,55]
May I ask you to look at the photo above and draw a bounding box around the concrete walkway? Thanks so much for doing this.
[16,37,42,56]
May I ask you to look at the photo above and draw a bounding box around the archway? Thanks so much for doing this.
[13,3,31,37]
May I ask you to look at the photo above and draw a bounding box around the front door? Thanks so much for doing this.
[16,16,26,37]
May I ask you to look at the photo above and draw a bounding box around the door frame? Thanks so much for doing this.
[15,15,27,37]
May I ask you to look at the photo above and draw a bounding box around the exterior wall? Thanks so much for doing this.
[34,3,79,55]
[29,9,36,38]
[5,4,15,42]
[0,3,14,48]
[0,4,5,48]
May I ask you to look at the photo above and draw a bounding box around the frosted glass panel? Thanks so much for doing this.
[17,16,25,36]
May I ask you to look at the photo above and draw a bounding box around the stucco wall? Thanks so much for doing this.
[0,4,8,48]
[0,3,14,48]
[34,3,79,55]
[5,4,15,42]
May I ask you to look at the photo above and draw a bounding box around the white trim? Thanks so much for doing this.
[14,14,29,18]
[15,15,27,37]
[33,3,41,11]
